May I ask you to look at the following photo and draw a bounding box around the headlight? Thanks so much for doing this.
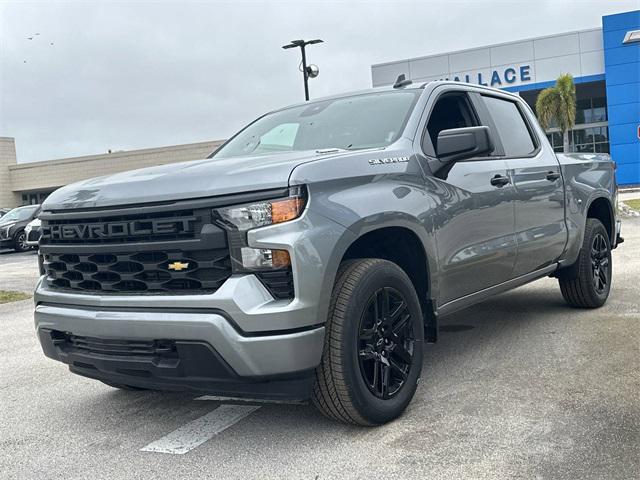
[216,187,306,232]
[215,186,306,272]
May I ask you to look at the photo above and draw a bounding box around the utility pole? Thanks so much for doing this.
[282,39,323,101]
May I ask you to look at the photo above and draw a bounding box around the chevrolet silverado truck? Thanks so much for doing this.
[34,81,622,426]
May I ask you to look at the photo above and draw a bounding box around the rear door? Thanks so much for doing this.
[480,94,567,276]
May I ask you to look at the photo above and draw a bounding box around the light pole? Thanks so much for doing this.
[282,39,323,101]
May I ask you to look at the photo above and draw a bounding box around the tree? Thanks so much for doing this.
[535,73,576,153]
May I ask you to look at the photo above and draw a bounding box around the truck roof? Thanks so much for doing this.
[282,80,520,111]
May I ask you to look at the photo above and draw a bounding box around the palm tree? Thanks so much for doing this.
[535,73,576,153]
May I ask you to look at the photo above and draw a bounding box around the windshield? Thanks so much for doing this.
[213,90,420,158]
[0,205,38,223]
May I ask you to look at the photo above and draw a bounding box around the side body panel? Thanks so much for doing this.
[503,101,568,276]
[556,152,618,266]
[293,83,618,323]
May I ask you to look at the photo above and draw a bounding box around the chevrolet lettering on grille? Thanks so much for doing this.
[41,217,197,241]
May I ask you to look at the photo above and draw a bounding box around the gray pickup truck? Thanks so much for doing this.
[34,81,622,426]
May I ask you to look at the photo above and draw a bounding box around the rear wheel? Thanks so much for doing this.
[558,218,612,308]
[313,259,424,426]
[13,230,29,252]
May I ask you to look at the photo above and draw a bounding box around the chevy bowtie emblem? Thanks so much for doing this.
[168,261,190,271]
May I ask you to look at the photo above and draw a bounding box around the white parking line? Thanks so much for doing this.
[195,395,305,405]
[140,404,260,455]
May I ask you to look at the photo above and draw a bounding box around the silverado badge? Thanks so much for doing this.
[368,156,410,165]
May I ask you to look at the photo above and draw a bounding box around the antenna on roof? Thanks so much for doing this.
[393,74,412,89]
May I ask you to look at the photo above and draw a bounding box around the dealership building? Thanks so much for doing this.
[372,9,639,186]
[0,10,638,209]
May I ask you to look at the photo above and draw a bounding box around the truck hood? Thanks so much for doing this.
[43,149,353,210]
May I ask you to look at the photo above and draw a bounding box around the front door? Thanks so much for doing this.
[422,91,517,307]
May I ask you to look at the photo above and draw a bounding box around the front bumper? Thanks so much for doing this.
[34,274,325,399]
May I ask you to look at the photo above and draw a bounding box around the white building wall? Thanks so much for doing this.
[371,28,605,88]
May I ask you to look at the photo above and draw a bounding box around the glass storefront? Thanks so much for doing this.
[546,125,610,154]
[520,80,609,154]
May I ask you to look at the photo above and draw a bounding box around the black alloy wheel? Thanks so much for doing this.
[358,287,415,400]
[590,232,609,295]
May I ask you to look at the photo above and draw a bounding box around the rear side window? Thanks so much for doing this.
[482,96,536,157]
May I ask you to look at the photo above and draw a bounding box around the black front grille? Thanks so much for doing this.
[43,249,231,294]
[39,196,295,299]
[54,331,177,358]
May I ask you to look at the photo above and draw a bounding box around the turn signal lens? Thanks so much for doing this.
[271,197,305,224]
[271,249,291,268]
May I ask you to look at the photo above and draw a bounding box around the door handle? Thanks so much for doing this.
[490,174,510,187]
[546,171,561,181]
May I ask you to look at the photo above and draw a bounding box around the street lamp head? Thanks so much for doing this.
[282,39,305,49]
[282,39,323,49]
[306,64,320,78]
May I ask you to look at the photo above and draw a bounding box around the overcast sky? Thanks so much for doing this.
[0,0,637,163]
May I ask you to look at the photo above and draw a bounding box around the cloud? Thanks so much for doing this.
[0,0,637,162]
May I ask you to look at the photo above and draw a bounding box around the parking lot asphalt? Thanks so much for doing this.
[0,249,40,294]
[0,219,638,480]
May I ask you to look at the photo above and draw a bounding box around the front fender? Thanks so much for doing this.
[303,175,441,304]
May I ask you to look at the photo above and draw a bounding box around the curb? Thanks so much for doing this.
[619,201,640,218]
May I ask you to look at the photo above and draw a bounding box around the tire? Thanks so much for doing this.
[13,230,29,253]
[558,218,612,308]
[312,259,424,426]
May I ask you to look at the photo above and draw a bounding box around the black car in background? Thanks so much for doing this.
[0,205,41,252]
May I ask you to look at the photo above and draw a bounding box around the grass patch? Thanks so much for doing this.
[0,290,31,304]
[624,199,640,211]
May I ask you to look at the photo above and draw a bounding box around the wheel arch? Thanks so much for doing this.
[586,196,614,244]
[336,224,438,341]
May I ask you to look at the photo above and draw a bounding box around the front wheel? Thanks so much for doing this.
[313,259,424,426]
[558,218,612,308]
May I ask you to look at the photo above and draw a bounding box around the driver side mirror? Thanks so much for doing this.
[436,126,494,163]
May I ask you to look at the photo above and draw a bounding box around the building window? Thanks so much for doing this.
[576,97,608,125]
[546,126,609,154]
[20,190,53,206]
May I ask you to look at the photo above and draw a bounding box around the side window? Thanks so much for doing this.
[482,96,536,157]
[426,93,479,156]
